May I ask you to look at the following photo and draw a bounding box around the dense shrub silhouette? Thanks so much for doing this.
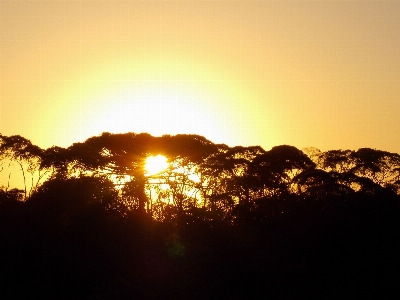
[1,132,399,299]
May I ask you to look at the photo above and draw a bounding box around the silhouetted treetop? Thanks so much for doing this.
[2,132,400,300]
[1,131,400,220]
[0,134,43,160]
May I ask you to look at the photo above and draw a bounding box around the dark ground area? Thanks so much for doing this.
[1,192,399,300]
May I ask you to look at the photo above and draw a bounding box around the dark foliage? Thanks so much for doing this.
[1,132,399,299]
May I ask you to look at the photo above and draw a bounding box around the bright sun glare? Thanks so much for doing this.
[145,155,169,176]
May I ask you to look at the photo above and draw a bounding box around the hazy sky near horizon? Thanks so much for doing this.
[1,0,400,153]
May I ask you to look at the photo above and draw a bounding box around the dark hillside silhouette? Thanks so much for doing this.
[1,132,399,299]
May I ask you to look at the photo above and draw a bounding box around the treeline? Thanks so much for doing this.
[1,132,399,299]
[2,132,400,218]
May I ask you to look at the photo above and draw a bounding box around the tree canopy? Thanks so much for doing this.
[1,132,399,299]
[2,132,400,219]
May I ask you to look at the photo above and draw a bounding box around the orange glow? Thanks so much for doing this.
[145,155,169,177]
[71,53,265,148]
[1,1,399,153]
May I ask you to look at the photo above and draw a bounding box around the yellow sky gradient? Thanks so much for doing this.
[1,0,400,153]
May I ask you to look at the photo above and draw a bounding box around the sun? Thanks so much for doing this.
[145,155,169,176]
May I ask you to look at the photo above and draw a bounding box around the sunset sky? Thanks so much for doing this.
[1,0,400,153]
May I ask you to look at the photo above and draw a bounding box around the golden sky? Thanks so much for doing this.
[1,0,400,152]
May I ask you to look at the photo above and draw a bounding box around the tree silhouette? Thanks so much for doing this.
[1,132,400,299]
[0,134,48,198]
